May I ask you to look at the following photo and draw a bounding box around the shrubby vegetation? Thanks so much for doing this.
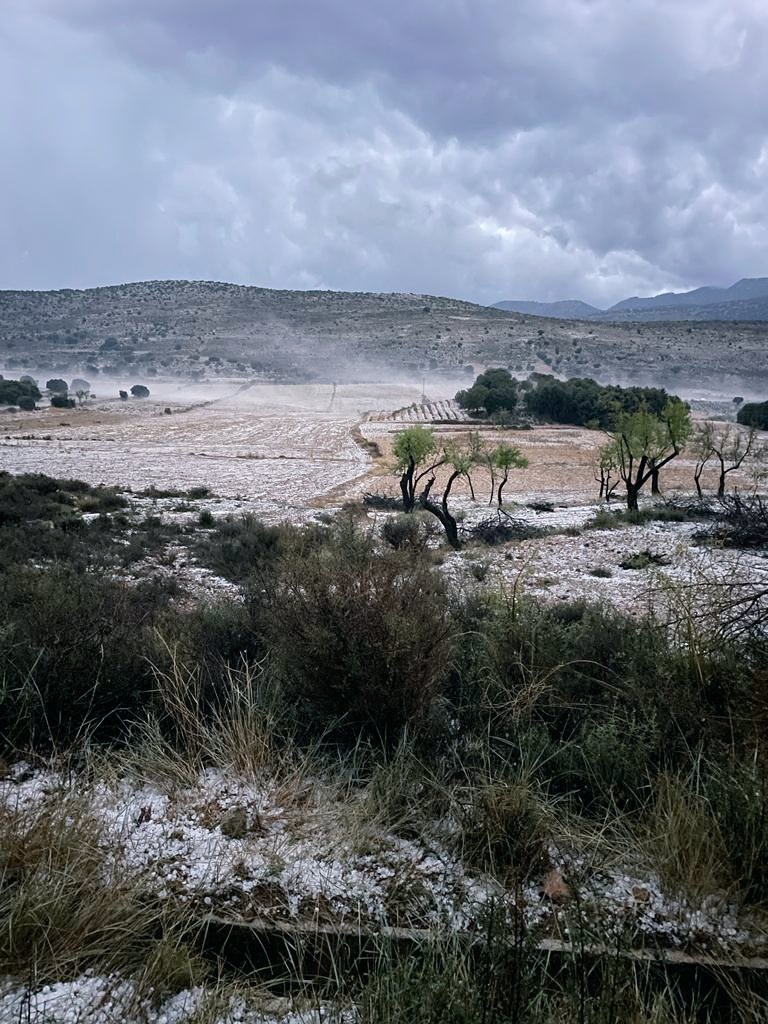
[1,470,767,1018]
[0,376,41,406]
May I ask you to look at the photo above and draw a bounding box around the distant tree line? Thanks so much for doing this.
[456,369,674,429]
[738,401,768,430]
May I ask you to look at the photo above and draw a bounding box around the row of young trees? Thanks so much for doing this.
[394,426,528,547]
[393,399,765,545]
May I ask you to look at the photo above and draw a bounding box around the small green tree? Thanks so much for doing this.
[46,378,69,395]
[491,443,528,506]
[393,425,444,512]
[608,400,692,510]
[418,441,474,548]
[393,428,479,547]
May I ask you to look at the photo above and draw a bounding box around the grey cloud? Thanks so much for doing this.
[1,0,767,306]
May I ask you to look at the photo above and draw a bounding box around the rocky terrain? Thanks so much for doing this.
[1,279,766,398]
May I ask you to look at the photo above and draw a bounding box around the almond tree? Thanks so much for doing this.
[393,425,445,512]
[417,441,474,548]
[492,443,529,506]
[393,428,478,547]
[691,422,761,498]
[608,400,692,511]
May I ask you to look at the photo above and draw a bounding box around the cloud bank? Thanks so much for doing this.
[2,0,767,305]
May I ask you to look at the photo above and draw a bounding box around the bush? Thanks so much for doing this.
[381,512,438,551]
[130,384,150,398]
[0,566,166,748]
[50,394,75,409]
[264,536,455,741]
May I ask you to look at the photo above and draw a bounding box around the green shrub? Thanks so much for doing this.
[264,537,455,741]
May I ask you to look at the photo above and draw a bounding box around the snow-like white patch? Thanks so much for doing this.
[3,768,766,953]
[0,975,356,1024]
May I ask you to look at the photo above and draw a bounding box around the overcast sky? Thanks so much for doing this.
[2,0,767,306]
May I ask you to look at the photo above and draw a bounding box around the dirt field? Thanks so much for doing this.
[0,379,426,519]
[2,378,765,621]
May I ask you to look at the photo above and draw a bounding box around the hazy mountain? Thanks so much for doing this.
[606,277,768,314]
[493,299,601,318]
[493,277,768,322]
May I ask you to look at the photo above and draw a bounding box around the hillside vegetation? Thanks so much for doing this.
[1,279,766,393]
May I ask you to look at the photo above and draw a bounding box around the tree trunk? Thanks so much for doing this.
[626,482,640,511]
[694,468,703,499]
[400,461,415,512]
[650,465,660,495]
[717,458,726,498]
[497,471,509,507]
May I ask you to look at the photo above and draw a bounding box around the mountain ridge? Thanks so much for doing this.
[493,277,768,321]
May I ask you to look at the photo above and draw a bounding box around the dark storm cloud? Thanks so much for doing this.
[3,0,768,304]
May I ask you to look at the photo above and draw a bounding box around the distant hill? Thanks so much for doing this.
[0,279,766,394]
[493,277,768,322]
[493,299,600,318]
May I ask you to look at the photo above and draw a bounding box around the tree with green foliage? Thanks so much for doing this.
[0,378,41,406]
[418,440,474,548]
[393,425,443,512]
[737,401,768,430]
[393,428,480,547]
[456,368,518,417]
[46,378,69,395]
[491,443,529,506]
[523,374,672,429]
[607,400,692,510]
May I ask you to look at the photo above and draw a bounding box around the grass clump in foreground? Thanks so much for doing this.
[1,472,767,1020]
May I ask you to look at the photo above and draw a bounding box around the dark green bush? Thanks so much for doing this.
[264,539,455,741]
[0,567,166,748]
[737,399,768,429]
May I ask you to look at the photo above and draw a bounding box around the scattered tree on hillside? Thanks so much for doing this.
[46,378,68,395]
[607,400,692,511]
[119,390,128,401]
[130,384,150,398]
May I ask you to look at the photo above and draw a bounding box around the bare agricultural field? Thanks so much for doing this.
[2,378,765,625]
[0,378,427,520]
